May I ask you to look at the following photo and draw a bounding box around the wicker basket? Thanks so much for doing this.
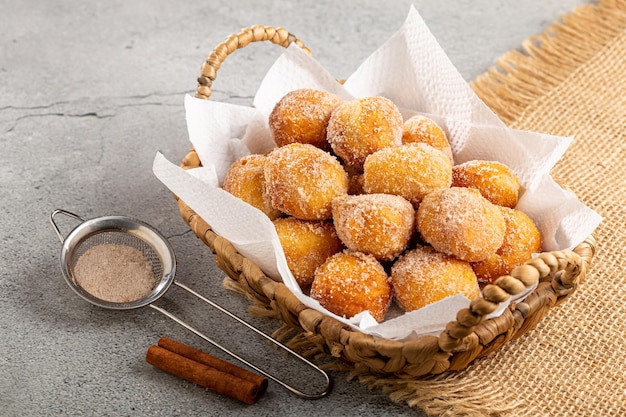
[176,25,597,377]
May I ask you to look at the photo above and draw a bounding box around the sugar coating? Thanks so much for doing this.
[402,115,454,164]
[472,206,542,283]
[273,217,344,289]
[452,160,521,208]
[222,154,282,220]
[310,250,392,322]
[363,143,452,207]
[256,93,539,319]
[264,143,348,220]
[332,193,415,261]
[269,89,343,150]
[327,96,403,170]
[417,187,506,262]
[391,245,480,312]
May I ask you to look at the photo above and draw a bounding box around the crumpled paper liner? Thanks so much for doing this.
[153,6,601,341]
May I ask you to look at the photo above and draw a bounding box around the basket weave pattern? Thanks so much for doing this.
[176,25,597,377]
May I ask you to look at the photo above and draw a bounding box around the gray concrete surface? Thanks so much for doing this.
[1,1,587,416]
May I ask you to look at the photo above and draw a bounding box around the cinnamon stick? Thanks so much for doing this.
[146,340,267,404]
[157,337,267,390]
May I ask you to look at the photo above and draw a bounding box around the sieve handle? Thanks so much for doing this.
[148,281,332,400]
[49,209,86,244]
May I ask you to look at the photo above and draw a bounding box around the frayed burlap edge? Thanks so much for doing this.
[222,2,626,415]
[471,0,626,126]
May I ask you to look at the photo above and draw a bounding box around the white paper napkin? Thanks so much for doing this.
[153,5,601,341]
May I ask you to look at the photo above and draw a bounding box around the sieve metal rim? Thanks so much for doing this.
[51,210,177,310]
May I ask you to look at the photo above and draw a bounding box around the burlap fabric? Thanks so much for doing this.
[349,1,625,415]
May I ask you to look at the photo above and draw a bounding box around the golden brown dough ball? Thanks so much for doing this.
[452,160,521,208]
[264,143,348,220]
[273,217,344,289]
[332,194,415,261]
[416,187,506,262]
[327,96,403,170]
[222,154,282,220]
[363,143,452,207]
[402,115,454,164]
[268,88,343,150]
[391,245,480,312]
[311,250,392,322]
[472,206,542,284]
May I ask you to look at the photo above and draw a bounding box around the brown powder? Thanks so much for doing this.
[73,243,156,303]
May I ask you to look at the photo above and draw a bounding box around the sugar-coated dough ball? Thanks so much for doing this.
[273,217,344,289]
[472,206,542,283]
[452,160,521,208]
[417,187,506,262]
[332,194,415,261]
[311,250,392,322]
[391,245,480,311]
[269,89,343,150]
[363,143,452,207]
[327,96,403,170]
[402,115,454,164]
[222,154,282,220]
[264,143,348,220]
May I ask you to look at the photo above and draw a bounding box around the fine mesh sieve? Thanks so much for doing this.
[50,209,331,399]
[71,231,165,281]
[52,211,176,310]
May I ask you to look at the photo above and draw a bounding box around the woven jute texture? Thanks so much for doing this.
[353,1,625,415]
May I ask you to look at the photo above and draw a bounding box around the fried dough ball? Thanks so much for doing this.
[452,160,521,208]
[268,88,343,150]
[311,250,392,322]
[332,194,415,261]
[273,217,344,289]
[327,96,403,170]
[417,187,506,262]
[363,143,452,207]
[264,143,348,220]
[402,115,454,164]
[222,154,282,220]
[391,245,480,311]
[472,206,542,283]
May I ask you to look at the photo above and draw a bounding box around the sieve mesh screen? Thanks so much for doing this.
[69,230,164,282]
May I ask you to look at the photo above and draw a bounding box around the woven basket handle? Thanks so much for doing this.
[195,25,311,100]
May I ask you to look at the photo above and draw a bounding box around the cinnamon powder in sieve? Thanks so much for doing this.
[74,243,156,303]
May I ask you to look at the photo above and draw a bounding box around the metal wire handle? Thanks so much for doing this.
[151,281,332,399]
